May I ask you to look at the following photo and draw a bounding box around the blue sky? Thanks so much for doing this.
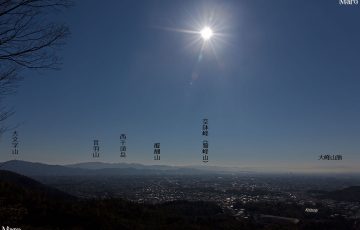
[0,0,359,172]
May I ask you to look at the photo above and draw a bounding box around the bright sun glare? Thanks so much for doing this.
[200,27,213,41]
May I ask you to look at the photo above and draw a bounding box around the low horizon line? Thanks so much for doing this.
[2,159,360,175]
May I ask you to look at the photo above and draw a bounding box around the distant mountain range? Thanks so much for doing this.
[0,160,240,177]
[0,160,89,176]
[2,160,359,178]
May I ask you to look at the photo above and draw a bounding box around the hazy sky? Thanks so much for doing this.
[0,0,359,172]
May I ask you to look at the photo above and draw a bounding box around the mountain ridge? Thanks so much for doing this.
[0,160,237,177]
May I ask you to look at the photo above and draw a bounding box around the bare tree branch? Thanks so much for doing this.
[0,0,71,136]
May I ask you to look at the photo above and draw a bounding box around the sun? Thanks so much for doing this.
[200,27,213,41]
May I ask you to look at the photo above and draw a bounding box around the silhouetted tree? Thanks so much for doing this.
[0,0,71,135]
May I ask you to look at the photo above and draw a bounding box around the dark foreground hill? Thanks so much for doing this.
[0,170,74,200]
[309,186,360,202]
[0,170,249,230]
[324,186,360,202]
[1,170,358,230]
